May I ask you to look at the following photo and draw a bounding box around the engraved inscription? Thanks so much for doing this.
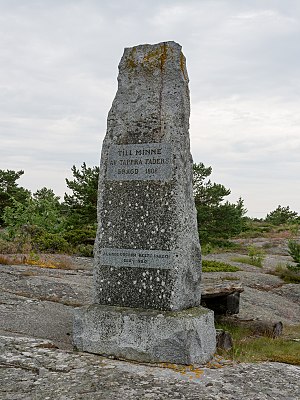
[107,143,172,181]
[100,248,174,268]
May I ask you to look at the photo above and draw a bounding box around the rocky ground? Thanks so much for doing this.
[0,237,300,399]
[1,335,299,400]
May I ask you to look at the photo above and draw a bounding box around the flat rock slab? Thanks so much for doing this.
[239,286,300,324]
[0,262,92,350]
[1,335,300,400]
[202,284,244,297]
[0,262,93,306]
[0,290,74,350]
[1,261,300,350]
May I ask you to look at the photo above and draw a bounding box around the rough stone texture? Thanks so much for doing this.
[72,41,216,364]
[201,283,244,315]
[1,258,299,345]
[94,41,201,311]
[1,335,300,400]
[216,329,233,350]
[0,261,92,350]
[202,283,244,296]
[1,255,300,397]
[202,292,241,315]
[73,305,215,365]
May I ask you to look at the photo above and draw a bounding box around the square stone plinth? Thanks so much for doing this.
[73,305,216,365]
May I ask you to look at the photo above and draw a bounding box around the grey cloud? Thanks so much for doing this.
[0,0,299,217]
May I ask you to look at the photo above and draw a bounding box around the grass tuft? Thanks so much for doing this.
[231,256,263,267]
[0,253,75,270]
[202,260,240,272]
[269,263,300,284]
[231,246,265,268]
[216,323,300,365]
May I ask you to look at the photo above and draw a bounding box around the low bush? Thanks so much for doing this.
[201,240,242,255]
[63,226,96,246]
[288,240,300,268]
[0,237,19,254]
[202,260,240,272]
[75,244,94,257]
[272,264,300,284]
[289,224,299,236]
[33,232,71,253]
[201,243,216,255]
[231,255,252,264]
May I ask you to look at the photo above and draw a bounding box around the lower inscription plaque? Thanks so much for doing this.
[100,248,174,269]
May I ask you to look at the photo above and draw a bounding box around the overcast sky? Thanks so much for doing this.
[1,0,299,218]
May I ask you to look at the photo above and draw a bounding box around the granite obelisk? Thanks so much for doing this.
[73,42,216,364]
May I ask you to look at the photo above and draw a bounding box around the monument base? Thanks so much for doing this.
[73,305,216,365]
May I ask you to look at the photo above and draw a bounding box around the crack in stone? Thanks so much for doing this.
[0,362,39,374]
[1,287,83,307]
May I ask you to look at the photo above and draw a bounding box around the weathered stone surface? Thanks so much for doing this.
[216,329,233,350]
[0,290,73,349]
[202,283,244,297]
[73,305,215,365]
[93,41,201,311]
[201,283,244,315]
[1,256,300,397]
[1,335,300,400]
[72,41,216,364]
[201,292,241,315]
[0,262,93,350]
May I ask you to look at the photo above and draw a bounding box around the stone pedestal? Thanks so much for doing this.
[73,41,216,364]
[74,305,215,365]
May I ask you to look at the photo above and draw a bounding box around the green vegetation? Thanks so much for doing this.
[193,163,247,246]
[3,188,64,236]
[248,245,265,267]
[0,165,299,261]
[64,163,99,228]
[202,260,240,272]
[271,263,300,284]
[265,205,299,225]
[201,240,242,255]
[268,241,300,283]
[3,187,68,253]
[0,165,98,256]
[0,169,30,225]
[231,246,265,267]
[216,322,300,365]
[238,215,299,240]
[287,240,300,269]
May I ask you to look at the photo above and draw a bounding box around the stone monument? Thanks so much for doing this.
[73,41,216,364]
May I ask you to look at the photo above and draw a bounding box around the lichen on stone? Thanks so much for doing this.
[125,42,170,73]
[180,52,188,81]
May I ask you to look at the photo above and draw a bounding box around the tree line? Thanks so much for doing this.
[0,163,298,255]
